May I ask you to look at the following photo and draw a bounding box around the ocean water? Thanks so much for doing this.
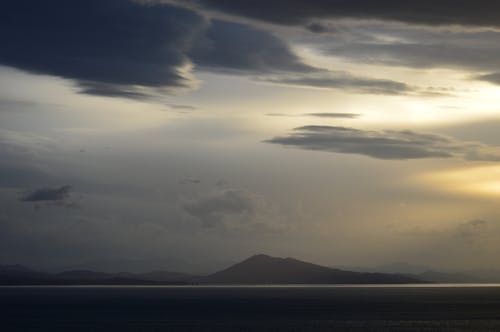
[2,285,500,331]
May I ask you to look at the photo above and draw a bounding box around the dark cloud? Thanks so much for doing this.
[321,40,500,73]
[262,72,410,95]
[477,72,500,85]
[20,185,72,202]
[266,113,360,119]
[168,104,198,111]
[189,20,313,74]
[186,1,500,28]
[183,189,255,227]
[76,82,152,100]
[0,0,206,98]
[305,23,329,33]
[306,113,360,119]
[180,177,201,184]
[19,185,80,210]
[179,1,500,81]
[266,126,500,161]
[0,1,419,98]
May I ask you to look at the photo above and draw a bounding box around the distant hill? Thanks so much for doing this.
[118,271,196,283]
[335,262,486,283]
[373,262,431,275]
[0,265,190,285]
[0,264,51,284]
[463,269,500,283]
[55,270,114,280]
[414,270,482,283]
[200,254,423,284]
[13,255,488,285]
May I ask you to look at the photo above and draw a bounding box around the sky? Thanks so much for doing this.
[2,0,500,273]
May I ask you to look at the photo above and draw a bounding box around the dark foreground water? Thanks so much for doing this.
[2,285,500,331]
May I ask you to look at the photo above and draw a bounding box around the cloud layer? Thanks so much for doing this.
[189,20,313,74]
[266,126,500,160]
[263,72,410,95]
[1,0,206,97]
[188,0,500,28]
[0,0,413,97]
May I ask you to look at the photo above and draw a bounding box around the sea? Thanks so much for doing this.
[2,284,500,331]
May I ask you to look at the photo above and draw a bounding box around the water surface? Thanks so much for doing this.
[2,285,500,331]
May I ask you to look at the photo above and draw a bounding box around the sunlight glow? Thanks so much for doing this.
[420,165,500,196]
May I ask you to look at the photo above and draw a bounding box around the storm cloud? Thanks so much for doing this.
[266,126,500,161]
[184,0,500,28]
[0,0,315,98]
[0,0,207,97]
[0,1,416,98]
[189,20,313,74]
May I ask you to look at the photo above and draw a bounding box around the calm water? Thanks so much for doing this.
[2,285,500,331]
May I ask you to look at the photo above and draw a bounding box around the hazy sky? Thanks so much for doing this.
[2,0,500,273]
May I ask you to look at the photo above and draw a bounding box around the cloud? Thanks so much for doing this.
[1,1,417,98]
[266,125,500,161]
[305,23,330,33]
[0,0,206,98]
[321,37,500,73]
[179,2,500,80]
[189,20,314,74]
[455,219,488,242]
[183,189,255,227]
[477,72,500,85]
[76,82,153,100]
[180,177,202,184]
[306,113,361,119]
[18,185,78,209]
[19,185,72,202]
[168,104,198,111]
[266,113,360,118]
[183,1,500,28]
[262,72,410,95]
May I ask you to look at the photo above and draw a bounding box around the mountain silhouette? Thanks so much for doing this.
[200,254,422,284]
[1,255,425,285]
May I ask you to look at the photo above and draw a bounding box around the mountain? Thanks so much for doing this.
[335,262,485,283]
[462,269,500,282]
[0,264,51,284]
[55,270,115,280]
[414,270,482,283]
[117,271,196,283]
[372,262,431,275]
[1,255,442,285]
[370,263,482,283]
[200,254,423,284]
[0,265,190,285]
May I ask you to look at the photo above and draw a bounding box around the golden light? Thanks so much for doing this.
[419,165,500,196]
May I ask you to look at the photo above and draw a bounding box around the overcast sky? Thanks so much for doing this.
[2,0,500,273]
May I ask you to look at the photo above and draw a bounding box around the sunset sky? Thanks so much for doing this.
[2,0,500,273]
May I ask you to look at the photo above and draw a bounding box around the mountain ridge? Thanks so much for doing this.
[199,254,423,284]
[7,255,491,285]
